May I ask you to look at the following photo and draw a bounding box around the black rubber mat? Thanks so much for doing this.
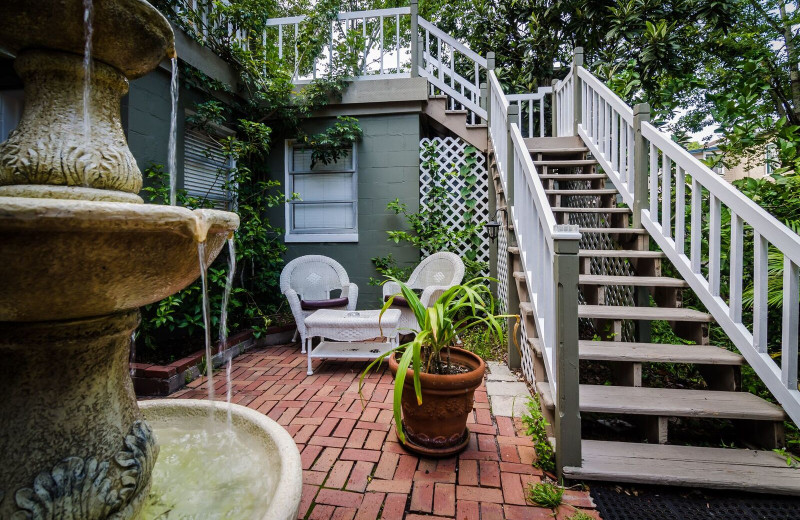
[590,483,800,520]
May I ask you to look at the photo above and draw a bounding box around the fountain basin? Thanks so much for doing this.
[0,0,175,78]
[0,196,239,322]
[139,399,303,520]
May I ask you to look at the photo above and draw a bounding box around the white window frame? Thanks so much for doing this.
[284,140,358,243]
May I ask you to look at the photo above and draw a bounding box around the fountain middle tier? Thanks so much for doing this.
[0,196,239,322]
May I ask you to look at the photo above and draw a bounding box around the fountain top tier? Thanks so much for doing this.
[0,0,175,79]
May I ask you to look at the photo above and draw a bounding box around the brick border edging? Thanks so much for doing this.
[131,324,296,396]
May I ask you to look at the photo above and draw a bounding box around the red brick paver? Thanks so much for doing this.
[171,344,599,519]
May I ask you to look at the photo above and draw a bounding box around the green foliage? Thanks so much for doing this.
[521,395,555,473]
[137,1,371,360]
[527,481,564,508]
[372,142,487,284]
[565,511,595,520]
[360,277,513,443]
[459,323,505,361]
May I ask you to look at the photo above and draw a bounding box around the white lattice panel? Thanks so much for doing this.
[497,209,509,313]
[419,137,490,271]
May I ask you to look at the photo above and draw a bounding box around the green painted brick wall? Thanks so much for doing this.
[267,113,422,308]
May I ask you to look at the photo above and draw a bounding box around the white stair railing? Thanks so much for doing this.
[507,88,553,138]
[488,69,582,473]
[418,17,487,122]
[556,58,800,426]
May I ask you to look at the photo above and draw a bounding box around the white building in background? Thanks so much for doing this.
[689,139,777,182]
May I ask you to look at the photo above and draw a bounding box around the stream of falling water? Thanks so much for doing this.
[129,332,136,377]
[82,0,93,187]
[168,58,179,206]
[219,238,237,429]
[197,242,215,406]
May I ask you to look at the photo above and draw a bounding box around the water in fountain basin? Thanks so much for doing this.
[168,58,179,206]
[140,418,273,519]
[197,242,215,404]
[82,0,93,186]
[219,238,236,428]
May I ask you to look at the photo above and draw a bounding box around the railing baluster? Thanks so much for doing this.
[782,258,799,390]
[611,111,619,174]
[649,142,658,218]
[627,125,634,195]
[278,24,283,59]
[729,213,744,321]
[396,14,400,72]
[379,16,384,74]
[540,97,545,137]
[294,23,299,74]
[754,232,769,352]
[675,167,685,253]
[690,177,702,273]
[709,194,721,295]
[661,154,671,238]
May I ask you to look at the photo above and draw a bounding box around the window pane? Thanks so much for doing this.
[293,203,355,230]
[293,173,353,201]
[292,146,353,172]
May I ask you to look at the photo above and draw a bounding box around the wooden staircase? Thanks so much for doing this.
[490,135,800,494]
[422,95,487,151]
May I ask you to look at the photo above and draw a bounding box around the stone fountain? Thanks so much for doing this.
[0,1,301,518]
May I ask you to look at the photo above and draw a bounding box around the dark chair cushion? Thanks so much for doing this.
[301,296,349,311]
[384,295,410,308]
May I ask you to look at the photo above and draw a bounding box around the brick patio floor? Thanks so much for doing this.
[170,343,601,520]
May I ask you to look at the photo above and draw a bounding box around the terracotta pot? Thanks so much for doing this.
[388,347,485,457]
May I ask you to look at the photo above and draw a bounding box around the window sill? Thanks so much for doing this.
[285,233,359,243]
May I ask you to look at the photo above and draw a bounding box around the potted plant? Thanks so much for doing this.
[361,276,515,457]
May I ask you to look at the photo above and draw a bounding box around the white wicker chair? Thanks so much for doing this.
[280,255,358,352]
[382,252,465,333]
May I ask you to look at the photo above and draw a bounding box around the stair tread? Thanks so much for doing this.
[524,136,585,151]
[539,173,606,180]
[552,207,631,213]
[508,246,520,255]
[536,383,786,420]
[579,275,688,288]
[579,249,665,258]
[563,440,800,495]
[546,189,619,195]
[579,304,713,322]
[534,159,598,166]
[578,340,743,365]
[579,227,648,234]
[445,109,469,115]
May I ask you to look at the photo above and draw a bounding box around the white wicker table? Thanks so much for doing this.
[303,308,401,375]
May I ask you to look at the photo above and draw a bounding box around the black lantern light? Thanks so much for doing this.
[485,208,506,242]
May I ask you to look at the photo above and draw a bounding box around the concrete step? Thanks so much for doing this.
[563,440,800,495]
[537,383,786,421]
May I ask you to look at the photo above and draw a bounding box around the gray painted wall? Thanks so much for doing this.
[267,113,422,308]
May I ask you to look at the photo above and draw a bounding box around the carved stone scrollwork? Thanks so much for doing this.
[10,420,157,520]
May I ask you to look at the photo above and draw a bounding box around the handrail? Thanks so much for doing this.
[569,64,800,425]
[487,69,582,470]
[418,16,487,121]
[507,87,553,138]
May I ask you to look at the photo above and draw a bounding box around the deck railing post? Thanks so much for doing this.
[506,104,519,208]
[410,0,419,77]
[572,47,583,137]
[632,103,651,228]
[553,229,582,475]
[551,79,558,137]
